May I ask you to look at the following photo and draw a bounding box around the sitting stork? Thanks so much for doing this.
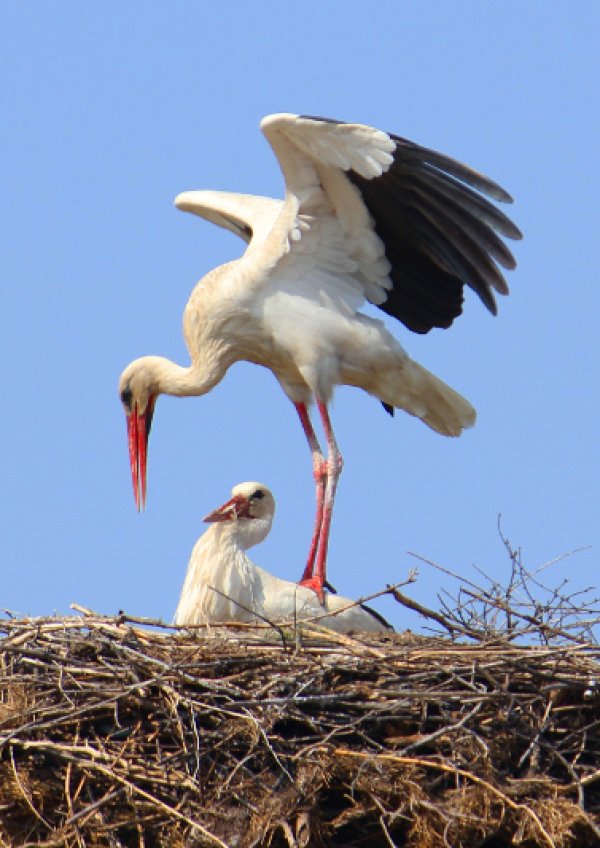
[173,482,392,633]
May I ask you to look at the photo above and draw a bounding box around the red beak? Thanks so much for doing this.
[204,494,251,523]
[126,399,155,511]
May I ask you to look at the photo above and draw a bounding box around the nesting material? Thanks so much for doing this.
[1,612,599,847]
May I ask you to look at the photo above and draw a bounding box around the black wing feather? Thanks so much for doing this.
[346,132,521,333]
[392,135,515,203]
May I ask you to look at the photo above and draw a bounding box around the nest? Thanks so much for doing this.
[1,609,599,848]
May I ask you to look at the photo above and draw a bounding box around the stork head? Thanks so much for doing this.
[118,358,160,511]
[204,482,275,551]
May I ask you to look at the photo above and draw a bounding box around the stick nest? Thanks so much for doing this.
[1,613,599,847]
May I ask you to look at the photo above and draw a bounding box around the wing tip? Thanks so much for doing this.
[174,190,197,212]
[260,113,299,133]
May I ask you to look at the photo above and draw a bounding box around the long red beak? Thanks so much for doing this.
[126,400,155,511]
[204,494,251,523]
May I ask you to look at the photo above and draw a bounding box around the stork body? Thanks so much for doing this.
[120,113,521,600]
[173,482,392,633]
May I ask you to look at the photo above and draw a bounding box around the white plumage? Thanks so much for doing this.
[173,482,392,633]
[120,113,521,600]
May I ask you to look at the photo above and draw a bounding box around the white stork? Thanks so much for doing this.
[119,113,521,601]
[173,482,392,633]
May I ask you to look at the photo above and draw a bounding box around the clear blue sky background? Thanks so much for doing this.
[2,3,599,630]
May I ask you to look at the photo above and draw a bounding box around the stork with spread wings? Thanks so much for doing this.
[119,113,521,601]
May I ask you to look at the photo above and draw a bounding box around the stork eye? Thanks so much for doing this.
[251,489,264,500]
[120,388,133,409]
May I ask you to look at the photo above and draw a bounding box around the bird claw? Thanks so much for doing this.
[298,577,326,605]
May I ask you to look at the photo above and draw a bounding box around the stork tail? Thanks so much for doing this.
[383,359,476,437]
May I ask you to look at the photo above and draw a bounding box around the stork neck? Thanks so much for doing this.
[212,519,273,553]
[144,354,228,398]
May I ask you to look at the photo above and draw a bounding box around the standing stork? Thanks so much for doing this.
[119,113,521,601]
[173,482,392,633]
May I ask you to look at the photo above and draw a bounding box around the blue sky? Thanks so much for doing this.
[2,3,599,631]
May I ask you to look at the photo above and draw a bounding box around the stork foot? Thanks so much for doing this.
[298,576,326,605]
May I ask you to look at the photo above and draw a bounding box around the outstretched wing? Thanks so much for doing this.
[260,113,521,333]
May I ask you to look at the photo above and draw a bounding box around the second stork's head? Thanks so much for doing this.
[204,482,276,551]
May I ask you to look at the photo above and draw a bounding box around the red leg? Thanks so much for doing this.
[294,403,327,585]
[309,399,343,602]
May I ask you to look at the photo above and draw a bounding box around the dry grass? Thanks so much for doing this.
[1,605,599,847]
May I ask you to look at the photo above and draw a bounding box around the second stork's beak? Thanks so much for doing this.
[204,494,251,523]
[126,398,155,511]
